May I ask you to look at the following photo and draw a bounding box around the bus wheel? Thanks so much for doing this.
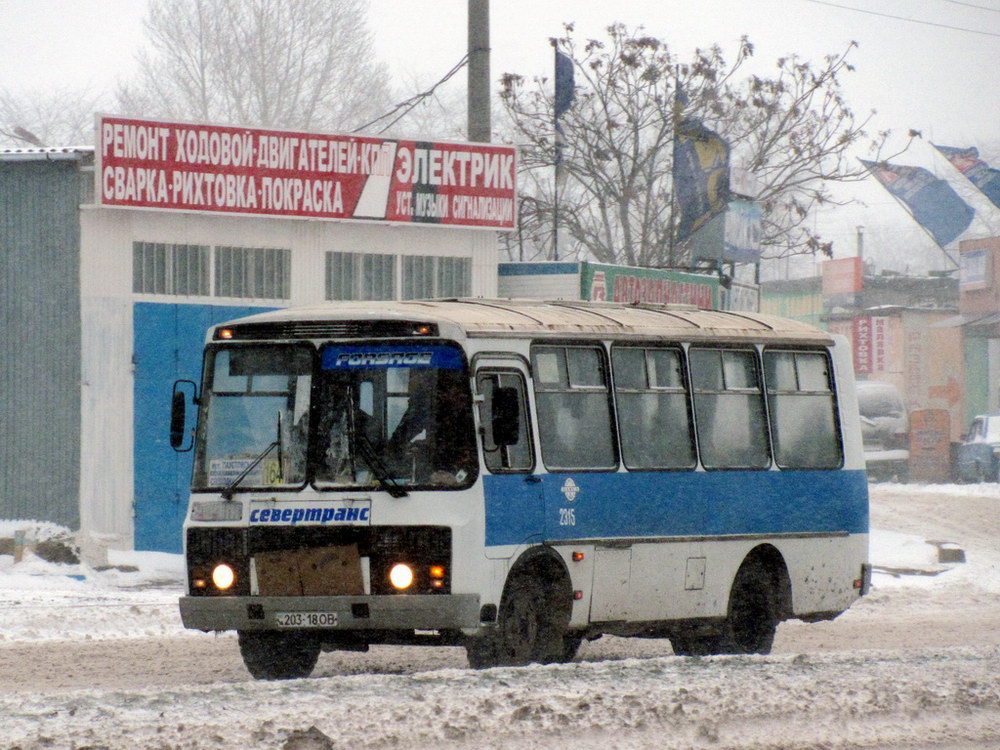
[717,561,777,655]
[466,576,568,668]
[238,631,320,680]
[561,632,584,662]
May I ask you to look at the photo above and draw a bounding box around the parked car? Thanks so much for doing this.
[857,381,909,481]
[955,414,1000,482]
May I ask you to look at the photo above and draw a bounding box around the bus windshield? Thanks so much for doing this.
[313,343,476,491]
[193,345,313,491]
[192,342,477,492]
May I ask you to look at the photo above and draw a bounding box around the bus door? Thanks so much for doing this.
[474,359,543,560]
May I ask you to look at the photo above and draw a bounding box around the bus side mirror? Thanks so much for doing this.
[170,380,198,452]
[491,386,520,447]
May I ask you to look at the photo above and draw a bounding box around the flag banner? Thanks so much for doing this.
[934,144,1000,211]
[554,50,575,166]
[672,118,731,244]
[554,50,575,124]
[96,115,517,230]
[860,159,973,247]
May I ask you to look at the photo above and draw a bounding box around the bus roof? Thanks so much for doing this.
[216,299,833,345]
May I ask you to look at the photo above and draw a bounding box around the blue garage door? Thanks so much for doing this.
[133,302,276,552]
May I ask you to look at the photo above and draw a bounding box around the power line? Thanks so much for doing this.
[801,0,1000,37]
[934,0,1000,14]
[353,54,470,135]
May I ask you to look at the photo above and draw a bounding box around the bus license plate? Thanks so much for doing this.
[274,611,339,628]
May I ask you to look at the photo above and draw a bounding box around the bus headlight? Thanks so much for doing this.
[389,563,414,590]
[212,563,236,590]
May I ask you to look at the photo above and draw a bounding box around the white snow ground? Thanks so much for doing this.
[1,484,999,749]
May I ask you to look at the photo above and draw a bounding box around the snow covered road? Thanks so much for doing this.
[1,483,999,749]
[2,645,999,750]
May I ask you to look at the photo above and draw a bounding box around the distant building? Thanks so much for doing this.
[953,236,1000,423]
[762,262,963,442]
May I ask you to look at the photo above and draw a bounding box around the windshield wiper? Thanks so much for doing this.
[355,434,407,498]
[221,412,284,500]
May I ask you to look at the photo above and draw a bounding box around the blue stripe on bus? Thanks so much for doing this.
[483,469,868,548]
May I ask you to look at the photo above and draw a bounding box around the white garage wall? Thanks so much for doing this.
[78,206,499,551]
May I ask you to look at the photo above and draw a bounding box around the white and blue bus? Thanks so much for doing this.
[172,299,870,679]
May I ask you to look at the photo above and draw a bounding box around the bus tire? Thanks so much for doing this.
[716,560,777,655]
[466,575,569,668]
[561,632,584,662]
[238,630,320,680]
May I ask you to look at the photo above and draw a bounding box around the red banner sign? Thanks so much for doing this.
[96,115,516,230]
[852,315,889,374]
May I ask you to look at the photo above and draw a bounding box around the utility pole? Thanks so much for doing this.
[467,0,490,143]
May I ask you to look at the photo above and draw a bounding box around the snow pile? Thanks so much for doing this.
[0,520,187,643]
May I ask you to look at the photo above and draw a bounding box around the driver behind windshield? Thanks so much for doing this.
[313,365,475,489]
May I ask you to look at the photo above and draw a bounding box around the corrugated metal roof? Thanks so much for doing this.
[223,298,833,344]
[0,146,94,162]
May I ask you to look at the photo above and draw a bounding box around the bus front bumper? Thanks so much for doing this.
[179,594,482,633]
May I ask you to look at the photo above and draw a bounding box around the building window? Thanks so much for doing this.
[402,256,435,299]
[215,246,290,299]
[326,252,357,300]
[325,251,396,300]
[133,241,210,296]
[402,255,471,299]
[362,253,395,300]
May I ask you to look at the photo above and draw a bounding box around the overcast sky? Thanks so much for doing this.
[3,0,997,145]
[2,0,998,268]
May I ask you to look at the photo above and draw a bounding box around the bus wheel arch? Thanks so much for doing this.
[720,545,791,655]
[466,547,575,668]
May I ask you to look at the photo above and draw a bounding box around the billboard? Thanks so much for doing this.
[689,199,762,265]
[96,115,516,230]
[581,262,719,309]
[822,256,863,311]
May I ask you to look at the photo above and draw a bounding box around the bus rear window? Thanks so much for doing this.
[764,350,843,469]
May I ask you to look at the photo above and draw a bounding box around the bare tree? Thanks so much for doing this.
[500,24,909,266]
[0,87,106,147]
[116,0,392,132]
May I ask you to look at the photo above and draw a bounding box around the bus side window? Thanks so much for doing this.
[689,348,770,470]
[612,346,696,470]
[531,345,617,471]
[764,350,843,469]
[477,371,534,472]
